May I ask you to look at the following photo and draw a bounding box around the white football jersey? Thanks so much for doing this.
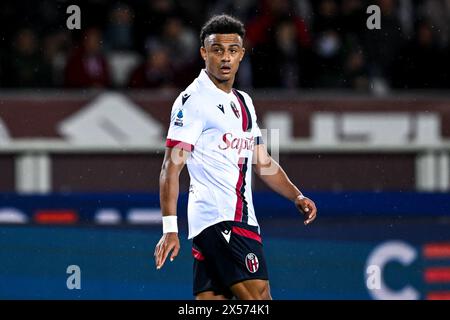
[166,69,263,239]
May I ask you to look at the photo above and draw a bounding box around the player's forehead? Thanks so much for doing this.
[204,34,243,47]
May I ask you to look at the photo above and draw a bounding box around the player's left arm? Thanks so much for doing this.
[253,143,317,225]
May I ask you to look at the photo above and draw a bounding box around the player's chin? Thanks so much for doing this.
[217,74,232,82]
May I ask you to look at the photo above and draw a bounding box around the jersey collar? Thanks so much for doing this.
[198,69,233,95]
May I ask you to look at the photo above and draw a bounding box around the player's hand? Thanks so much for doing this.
[154,232,180,270]
[295,196,317,226]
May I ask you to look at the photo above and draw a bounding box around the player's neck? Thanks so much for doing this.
[206,71,234,94]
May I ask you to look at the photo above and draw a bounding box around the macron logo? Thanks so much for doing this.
[221,230,231,243]
[182,93,191,105]
[217,104,225,114]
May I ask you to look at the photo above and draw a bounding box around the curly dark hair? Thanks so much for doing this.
[200,14,245,46]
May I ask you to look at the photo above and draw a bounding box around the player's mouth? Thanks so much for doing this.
[220,65,231,74]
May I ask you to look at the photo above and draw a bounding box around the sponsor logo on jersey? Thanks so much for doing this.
[218,133,255,154]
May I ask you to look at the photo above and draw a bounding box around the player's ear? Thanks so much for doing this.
[200,47,207,61]
[240,47,245,61]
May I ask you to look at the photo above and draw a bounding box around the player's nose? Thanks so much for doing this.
[221,52,231,62]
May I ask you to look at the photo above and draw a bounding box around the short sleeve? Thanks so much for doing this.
[166,93,204,151]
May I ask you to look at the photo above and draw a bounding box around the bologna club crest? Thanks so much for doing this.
[230,101,240,119]
[245,253,259,273]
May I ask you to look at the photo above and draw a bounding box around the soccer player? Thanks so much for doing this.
[154,14,317,300]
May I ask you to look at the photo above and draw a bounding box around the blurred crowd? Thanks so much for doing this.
[0,0,449,91]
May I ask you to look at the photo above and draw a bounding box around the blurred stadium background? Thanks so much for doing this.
[1,0,450,299]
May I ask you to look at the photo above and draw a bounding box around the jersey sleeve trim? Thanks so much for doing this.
[166,139,194,152]
[255,136,264,145]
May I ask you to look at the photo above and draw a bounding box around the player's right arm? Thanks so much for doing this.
[154,147,189,270]
[154,92,204,270]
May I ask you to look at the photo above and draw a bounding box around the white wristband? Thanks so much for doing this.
[162,216,178,233]
[295,194,306,201]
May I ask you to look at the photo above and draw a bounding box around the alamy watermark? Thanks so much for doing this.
[65,4,380,31]
[66,265,81,290]
[66,5,81,30]
[168,128,281,176]
[367,5,381,30]
[366,264,381,290]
